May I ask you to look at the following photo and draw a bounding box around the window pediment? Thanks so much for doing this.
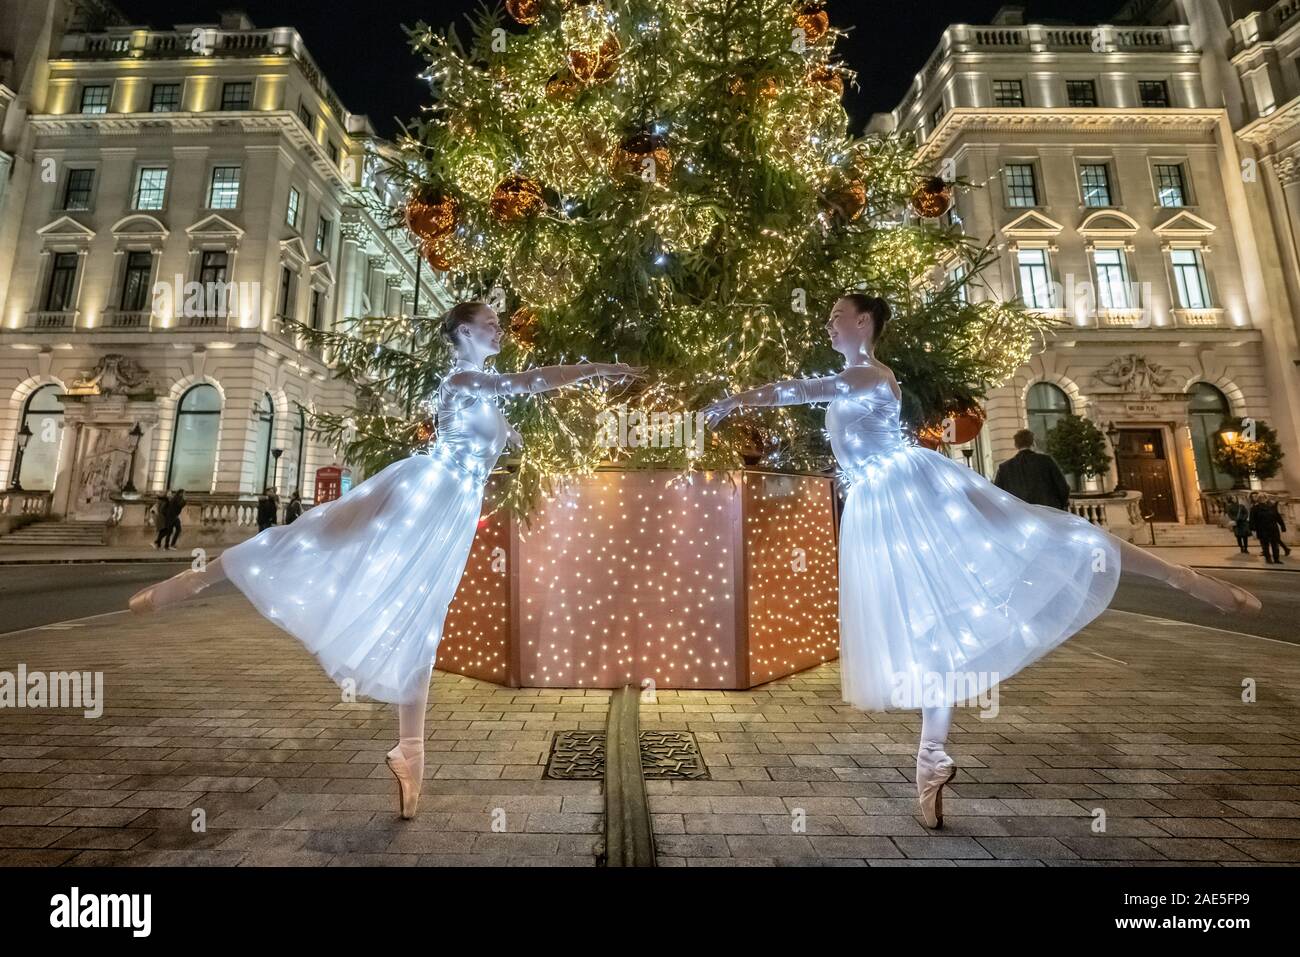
[1002,210,1064,239]
[1154,210,1216,239]
[1079,210,1140,237]
[37,216,95,243]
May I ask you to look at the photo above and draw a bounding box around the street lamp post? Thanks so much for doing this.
[121,422,144,497]
[271,448,283,490]
[1105,421,1124,494]
[8,423,33,491]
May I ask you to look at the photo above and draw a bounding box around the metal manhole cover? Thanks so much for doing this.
[546,730,709,780]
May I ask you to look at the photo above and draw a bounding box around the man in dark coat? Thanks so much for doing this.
[284,490,303,524]
[256,488,279,532]
[166,489,186,549]
[993,429,1072,510]
[1249,494,1288,565]
[152,492,172,549]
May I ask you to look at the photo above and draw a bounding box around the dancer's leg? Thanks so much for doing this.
[129,554,229,613]
[1113,535,1257,613]
[394,669,431,784]
[920,705,953,751]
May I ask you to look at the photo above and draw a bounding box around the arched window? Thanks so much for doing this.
[251,392,275,492]
[1187,382,1233,491]
[167,384,221,492]
[1026,382,1070,450]
[14,384,65,490]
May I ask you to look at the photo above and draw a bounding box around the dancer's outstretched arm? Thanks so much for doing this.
[703,365,878,425]
[447,362,642,398]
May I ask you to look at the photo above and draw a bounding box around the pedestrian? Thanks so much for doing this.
[152,492,171,549]
[1250,493,1287,564]
[992,428,1072,510]
[1228,496,1252,554]
[166,489,186,549]
[256,487,279,532]
[285,490,303,524]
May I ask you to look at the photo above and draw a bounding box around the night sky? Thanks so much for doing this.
[117,0,1128,135]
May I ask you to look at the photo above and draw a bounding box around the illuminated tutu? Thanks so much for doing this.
[826,367,1121,711]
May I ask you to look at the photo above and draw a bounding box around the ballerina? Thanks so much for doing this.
[130,301,642,819]
[703,292,1259,829]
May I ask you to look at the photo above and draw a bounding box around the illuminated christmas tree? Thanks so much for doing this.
[303,0,1055,512]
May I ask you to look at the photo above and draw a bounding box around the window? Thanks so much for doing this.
[252,393,276,492]
[286,187,300,228]
[309,289,323,330]
[119,251,153,311]
[1017,248,1054,310]
[315,214,332,255]
[278,265,297,319]
[1187,383,1233,492]
[79,85,110,114]
[44,252,78,311]
[62,169,94,210]
[1025,382,1070,452]
[1093,248,1132,310]
[297,103,314,134]
[1170,248,1211,309]
[328,141,341,167]
[167,384,221,492]
[149,83,180,112]
[14,385,65,491]
[132,167,168,210]
[930,102,945,130]
[1005,164,1038,207]
[950,263,968,304]
[1139,80,1170,108]
[1066,80,1097,107]
[207,166,241,208]
[197,250,229,317]
[1079,164,1112,207]
[993,80,1024,107]
[1154,163,1187,207]
[220,82,252,111]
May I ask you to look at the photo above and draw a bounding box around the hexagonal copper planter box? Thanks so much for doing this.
[437,469,840,690]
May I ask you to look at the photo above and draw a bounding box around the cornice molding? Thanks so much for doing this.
[917,108,1224,162]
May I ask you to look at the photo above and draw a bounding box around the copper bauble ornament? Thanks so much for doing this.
[568,35,620,82]
[919,406,985,447]
[506,0,542,24]
[910,176,955,219]
[489,174,544,222]
[546,69,583,100]
[809,65,844,97]
[415,417,436,444]
[405,190,457,243]
[824,180,866,222]
[508,306,540,351]
[421,240,454,272]
[793,2,830,44]
[610,132,673,184]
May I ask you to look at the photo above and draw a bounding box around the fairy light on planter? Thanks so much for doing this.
[436,469,839,689]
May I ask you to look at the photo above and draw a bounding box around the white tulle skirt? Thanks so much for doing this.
[837,445,1121,711]
[221,453,485,704]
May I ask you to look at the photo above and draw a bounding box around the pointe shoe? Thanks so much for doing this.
[386,745,421,820]
[1170,566,1261,616]
[128,569,212,615]
[128,586,158,615]
[917,747,957,829]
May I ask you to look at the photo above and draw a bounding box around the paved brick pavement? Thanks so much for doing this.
[0,596,1296,866]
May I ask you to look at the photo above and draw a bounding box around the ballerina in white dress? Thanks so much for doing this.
[130,301,641,818]
[704,293,1260,829]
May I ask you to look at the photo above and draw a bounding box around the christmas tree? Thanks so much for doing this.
[301,0,1055,513]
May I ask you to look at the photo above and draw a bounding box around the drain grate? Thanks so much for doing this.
[547,729,709,780]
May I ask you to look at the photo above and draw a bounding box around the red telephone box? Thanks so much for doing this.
[314,466,352,504]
